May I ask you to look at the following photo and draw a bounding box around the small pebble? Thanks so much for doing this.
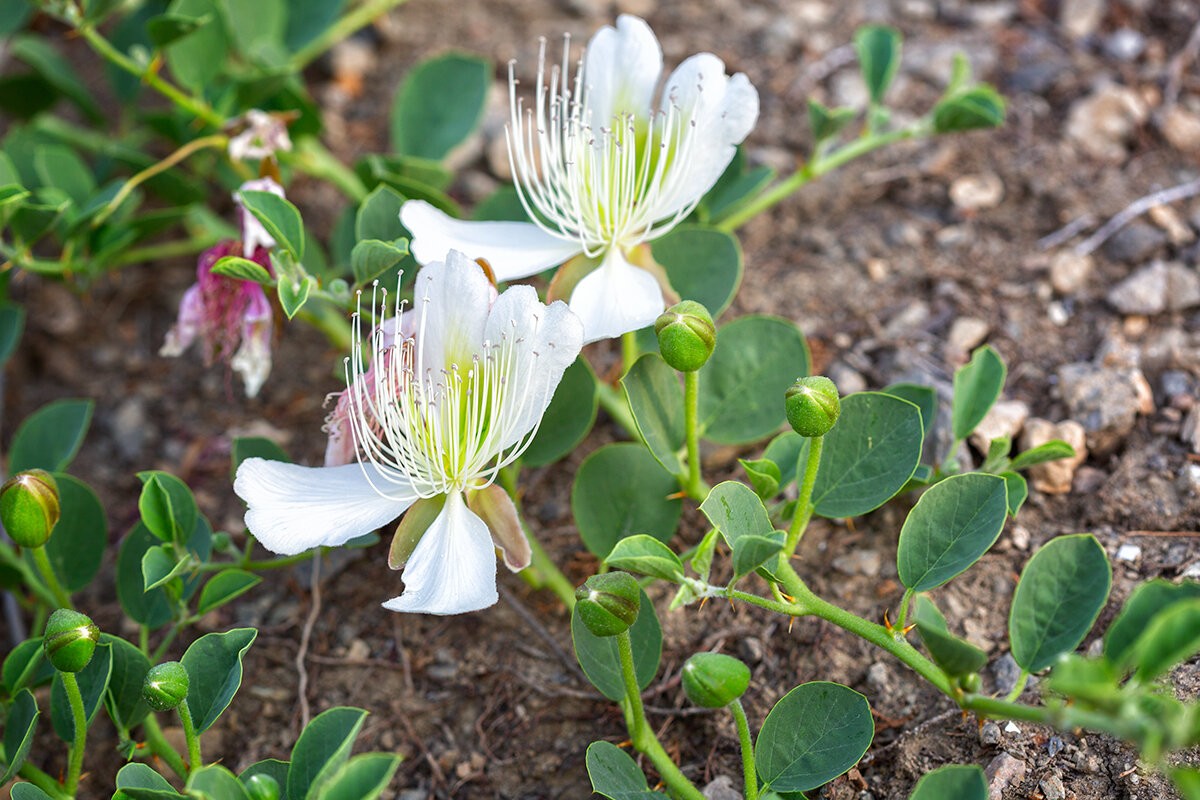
[980,721,1002,745]
[950,173,1005,212]
[1041,772,1067,800]
[1049,251,1093,295]
[1066,83,1148,163]
[1004,721,1021,735]
[986,752,1028,800]
[1116,543,1142,562]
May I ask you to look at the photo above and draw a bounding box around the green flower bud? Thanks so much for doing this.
[785,376,841,437]
[654,301,716,372]
[244,774,281,800]
[575,572,641,637]
[43,609,99,673]
[142,661,190,711]
[958,672,981,693]
[211,532,234,553]
[681,652,751,708]
[0,470,60,548]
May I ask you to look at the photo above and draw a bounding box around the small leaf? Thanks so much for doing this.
[187,765,249,800]
[908,765,987,800]
[1105,579,1200,666]
[586,741,655,800]
[621,354,685,474]
[571,443,682,559]
[740,457,782,499]
[162,0,228,91]
[1126,599,1200,682]
[1009,440,1075,471]
[211,256,273,285]
[146,12,209,47]
[807,99,858,142]
[239,760,289,795]
[182,628,258,733]
[731,532,785,580]
[572,589,662,702]
[606,535,684,581]
[763,431,806,488]
[933,86,1006,133]
[141,545,187,591]
[1009,534,1111,672]
[278,274,317,320]
[102,634,152,731]
[881,382,937,438]
[2,638,53,695]
[314,752,402,800]
[523,357,598,466]
[115,762,186,798]
[287,706,368,800]
[231,436,291,478]
[239,189,305,261]
[1001,471,1027,516]
[137,471,198,544]
[51,644,112,742]
[755,681,874,793]
[8,398,94,473]
[897,473,1009,592]
[1172,768,1200,800]
[691,528,720,584]
[391,53,491,161]
[1045,654,1121,708]
[952,345,1006,442]
[12,784,56,800]
[700,481,776,545]
[117,525,174,629]
[351,239,409,286]
[198,569,262,614]
[354,185,407,243]
[1,689,39,784]
[913,596,988,678]
[854,26,902,105]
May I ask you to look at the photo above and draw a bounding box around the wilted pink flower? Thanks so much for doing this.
[161,241,274,398]
[228,110,293,162]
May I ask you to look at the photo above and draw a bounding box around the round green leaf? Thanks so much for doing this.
[3,637,53,694]
[182,628,258,733]
[288,706,367,800]
[137,470,198,544]
[881,382,936,438]
[1104,579,1200,666]
[523,357,598,467]
[197,569,262,614]
[605,535,684,581]
[8,398,93,473]
[755,681,874,793]
[651,226,743,316]
[187,765,249,800]
[239,190,304,261]
[571,443,682,559]
[933,86,1006,133]
[572,589,662,702]
[163,0,228,91]
[621,353,684,474]
[315,752,402,800]
[11,785,55,800]
[391,52,490,161]
[908,765,987,800]
[42,473,106,591]
[698,315,810,445]
[1009,534,1111,672]
[116,762,186,798]
[117,525,174,628]
[812,392,924,518]
[239,760,290,794]
[355,185,407,243]
[1127,599,1200,682]
[897,473,1009,591]
[1,689,39,784]
[586,741,652,799]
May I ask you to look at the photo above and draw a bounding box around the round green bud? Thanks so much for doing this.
[211,532,234,553]
[958,672,981,694]
[43,608,99,673]
[785,376,841,437]
[244,774,281,800]
[142,661,190,711]
[654,301,716,372]
[681,652,751,708]
[0,470,60,548]
[575,572,641,637]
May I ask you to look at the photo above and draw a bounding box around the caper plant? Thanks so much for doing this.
[6,5,1189,800]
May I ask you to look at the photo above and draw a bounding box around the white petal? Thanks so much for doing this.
[401,201,579,281]
[655,55,760,219]
[234,459,416,556]
[409,251,493,370]
[382,492,499,615]
[235,177,287,257]
[484,284,584,447]
[568,247,665,343]
[583,15,663,124]
[230,327,271,399]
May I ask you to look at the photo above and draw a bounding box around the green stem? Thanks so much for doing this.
[785,436,823,553]
[61,672,88,795]
[595,379,639,437]
[93,134,228,227]
[524,528,577,610]
[716,124,926,232]
[141,713,188,781]
[0,544,62,608]
[111,234,223,268]
[729,700,758,800]
[621,331,640,373]
[297,300,355,351]
[682,370,707,501]
[31,546,73,608]
[17,761,71,800]
[176,699,202,772]
[896,588,914,632]
[617,630,706,800]
[287,0,412,71]
[1005,670,1030,703]
[282,139,368,202]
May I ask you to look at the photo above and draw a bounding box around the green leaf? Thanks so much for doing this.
[740,457,782,500]
[571,443,682,559]
[11,784,55,800]
[182,628,258,733]
[34,145,95,207]
[572,589,662,702]
[240,189,305,261]
[701,480,776,544]
[278,273,317,320]
[854,26,902,105]
[690,528,720,584]
[1009,440,1075,471]
[314,753,402,800]
[39,473,107,592]
[812,393,924,518]
[1104,579,1200,666]
[651,226,744,316]
[232,437,291,477]
[138,471,198,545]
[755,681,874,792]
[522,357,598,466]
[1125,599,1200,682]
[1,689,39,784]
[807,99,857,142]
[391,53,491,161]
[933,86,1006,133]
[240,760,290,798]
[881,382,936,438]
[10,36,103,121]
[622,354,685,474]
[146,13,209,47]
[1044,654,1121,708]
[1009,534,1111,672]
[605,535,684,582]
[102,633,152,731]
[198,569,262,614]
[698,315,810,444]
[287,706,368,800]
[586,741,657,799]
[908,765,987,800]
[351,239,409,286]
[51,643,112,741]
[115,762,186,799]
[212,256,274,285]
[897,473,1009,591]
[284,0,345,51]
[217,0,285,57]
[355,185,407,243]
[163,0,229,92]
[763,431,806,488]
[699,161,775,227]
[188,765,250,800]
[912,596,987,678]
[117,524,174,629]
[2,638,53,695]
[0,1,33,37]
[1172,768,1200,800]
[731,532,786,580]
[952,345,1006,441]
[1001,471,1027,516]
[8,398,93,473]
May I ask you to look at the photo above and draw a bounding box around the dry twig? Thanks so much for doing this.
[295,554,322,729]
[1072,178,1200,257]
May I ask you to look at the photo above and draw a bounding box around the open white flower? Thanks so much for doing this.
[234,251,583,614]
[400,14,759,342]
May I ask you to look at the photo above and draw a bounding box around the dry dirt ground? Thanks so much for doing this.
[7,0,1200,798]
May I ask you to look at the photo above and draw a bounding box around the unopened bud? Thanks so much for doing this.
[655,301,716,372]
[143,661,190,711]
[681,652,751,708]
[244,774,281,800]
[44,609,99,673]
[1,470,60,548]
[785,376,841,437]
[958,672,981,693]
[575,572,641,637]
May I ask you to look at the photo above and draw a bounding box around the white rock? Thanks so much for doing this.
[1161,106,1200,154]
[970,400,1031,452]
[1066,84,1148,163]
[1050,251,1094,295]
[1021,418,1088,494]
[1116,543,1142,562]
[1060,0,1106,38]
[1004,721,1022,735]
[950,172,1005,211]
[947,316,991,359]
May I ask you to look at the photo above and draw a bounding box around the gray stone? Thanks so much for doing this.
[946,316,991,359]
[112,397,148,462]
[1040,772,1067,800]
[1057,363,1154,453]
[1107,261,1200,315]
[866,662,893,695]
[970,400,1030,452]
[832,549,882,577]
[985,752,1028,800]
[1060,0,1105,38]
[1066,84,1148,163]
[1049,251,1094,295]
[1105,28,1146,61]
[980,721,1002,745]
[990,653,1022,696]
[1104,222,1168,264]
[702,776,741,800]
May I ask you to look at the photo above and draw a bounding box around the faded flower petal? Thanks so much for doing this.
[235,177,286,258]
